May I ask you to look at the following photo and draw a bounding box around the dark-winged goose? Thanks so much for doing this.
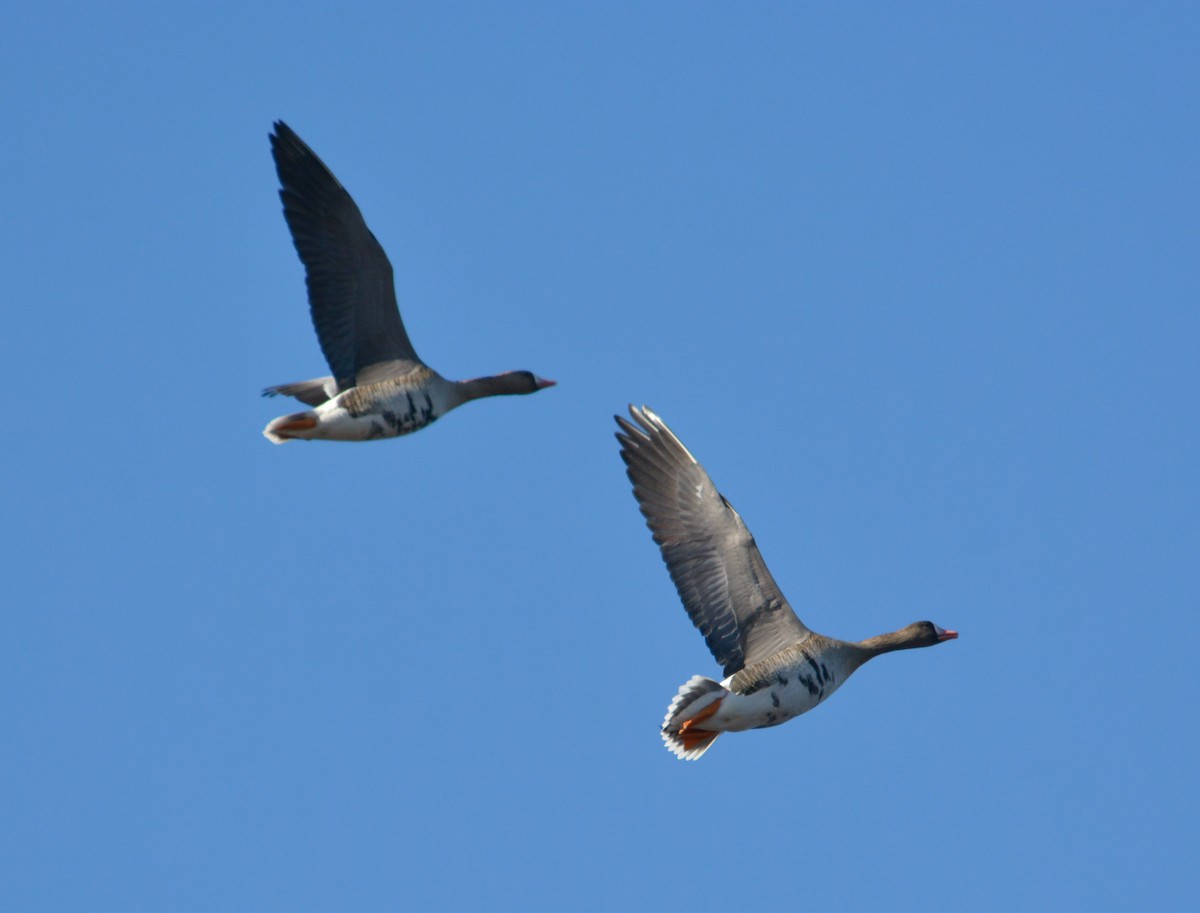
[262,121,554,443]
[615,406,957,760]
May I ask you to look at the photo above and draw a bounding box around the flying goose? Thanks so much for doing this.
[615,406,957,760]
[262,121,554,443]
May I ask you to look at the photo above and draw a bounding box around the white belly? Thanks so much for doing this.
[713,668,847,732]
[311,385,449,441]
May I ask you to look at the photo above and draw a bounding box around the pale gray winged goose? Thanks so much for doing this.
[615,406,957,760]
[262,121,554,443]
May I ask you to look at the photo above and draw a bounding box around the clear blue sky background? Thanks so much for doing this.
[3,3,1197,911]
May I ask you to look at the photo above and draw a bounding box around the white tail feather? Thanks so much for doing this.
[662,675,728,760]
[262,410,318,444]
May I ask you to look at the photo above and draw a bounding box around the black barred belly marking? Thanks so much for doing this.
[737,647,839,731]
[356,391,437,439]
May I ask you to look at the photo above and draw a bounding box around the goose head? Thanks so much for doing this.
[858,621,958,657]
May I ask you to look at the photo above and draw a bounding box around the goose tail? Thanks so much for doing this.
[662,675,727,761]
[262,410,319,444]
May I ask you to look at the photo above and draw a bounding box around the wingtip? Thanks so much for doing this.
[628,404,662,429]
[615,404,669,446]
[614,408,650,448]
[619,406,672,449]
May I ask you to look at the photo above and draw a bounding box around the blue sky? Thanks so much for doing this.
[3,2,1197,910]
